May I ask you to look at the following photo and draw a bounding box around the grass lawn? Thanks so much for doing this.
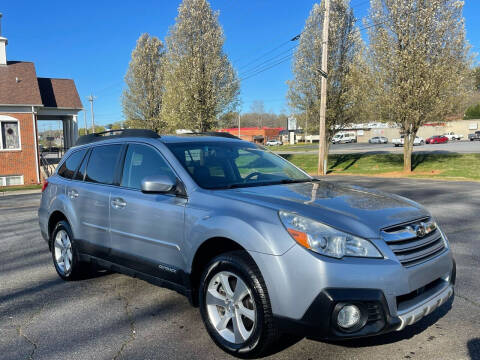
[0,184,42,192]
[281,153,480,181]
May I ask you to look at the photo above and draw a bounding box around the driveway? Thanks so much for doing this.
[0,177,479,360]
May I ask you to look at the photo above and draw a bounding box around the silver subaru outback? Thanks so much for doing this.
[38,129,455,357]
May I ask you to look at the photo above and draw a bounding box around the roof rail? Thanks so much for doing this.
[75,129,160,146]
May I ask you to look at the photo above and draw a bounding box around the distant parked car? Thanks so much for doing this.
[392,135,425,147]
[265,139,283,146]
[368,136,388,144]
[426,135,448,144]
[468,131,480,141]
[443,132,463,141]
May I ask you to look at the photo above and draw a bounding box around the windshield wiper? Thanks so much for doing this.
[279,179,314,184]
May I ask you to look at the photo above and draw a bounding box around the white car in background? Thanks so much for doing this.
[392,135,425,147]
[265,139,283,146]
[443,132,463,141]
[331,132,357,144]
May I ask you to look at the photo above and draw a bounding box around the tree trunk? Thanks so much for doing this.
[403,135,414,173]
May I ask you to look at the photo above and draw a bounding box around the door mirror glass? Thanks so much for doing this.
[141,175,176,193]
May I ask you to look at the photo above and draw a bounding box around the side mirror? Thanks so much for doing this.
[141,175,176,194]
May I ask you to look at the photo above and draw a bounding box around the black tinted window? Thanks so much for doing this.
[74,150,90,181]
[58,149,87,179]
[85,145,122,184]
[121,144,176,190]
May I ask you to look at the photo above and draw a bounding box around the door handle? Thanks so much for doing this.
[111,197,127,209]
[68,189,79,199]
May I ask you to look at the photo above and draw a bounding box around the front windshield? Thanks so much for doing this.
[166,141,311,189]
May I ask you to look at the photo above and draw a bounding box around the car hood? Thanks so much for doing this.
[219,181,429,239]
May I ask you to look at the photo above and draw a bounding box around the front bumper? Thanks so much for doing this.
[274,260,456,340]
[397,284,453,331]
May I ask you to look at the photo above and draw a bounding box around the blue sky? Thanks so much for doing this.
[2,0,479,130]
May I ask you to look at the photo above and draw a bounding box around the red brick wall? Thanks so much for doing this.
[0,112,39,184]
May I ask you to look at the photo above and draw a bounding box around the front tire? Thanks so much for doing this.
[199,251,279,358]
[51,220,90,280]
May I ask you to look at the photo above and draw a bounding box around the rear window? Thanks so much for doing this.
[57,149,87,179]
[85,145,122,185]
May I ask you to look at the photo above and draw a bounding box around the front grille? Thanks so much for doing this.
[382,217,446,267]
[396,277,444,308]
[366,303,382,322]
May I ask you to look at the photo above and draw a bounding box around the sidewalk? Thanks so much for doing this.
[0,188,42,197]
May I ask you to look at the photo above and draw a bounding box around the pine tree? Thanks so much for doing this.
[161,0,239,132]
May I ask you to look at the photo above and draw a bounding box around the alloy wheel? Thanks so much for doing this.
[54,229,73,275]
[206,271,256,344]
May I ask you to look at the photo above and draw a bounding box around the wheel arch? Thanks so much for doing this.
[47,211,69,250]
[189,237,252,306]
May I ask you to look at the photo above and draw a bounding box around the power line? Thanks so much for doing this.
[235,34,300,71]
[240,53,294,82]
[239,45,297,78]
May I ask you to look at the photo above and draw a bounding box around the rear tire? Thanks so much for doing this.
[51,220,90,280]
[199,251,279,358]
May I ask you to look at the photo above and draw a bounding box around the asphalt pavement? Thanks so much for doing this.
[275,140,480,155]
[0,177,479,360]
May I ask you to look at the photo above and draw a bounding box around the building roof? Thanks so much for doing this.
[0,61,82,109]
[0,61,42,105]
[37,78,83,109]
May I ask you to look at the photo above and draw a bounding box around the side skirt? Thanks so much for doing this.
[79,253,193,302]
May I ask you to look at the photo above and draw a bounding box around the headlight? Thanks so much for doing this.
[279,210,382,259]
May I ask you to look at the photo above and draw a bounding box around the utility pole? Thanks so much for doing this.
[318,0,330,176]
[83,109,88,135]
[87,94,96,133]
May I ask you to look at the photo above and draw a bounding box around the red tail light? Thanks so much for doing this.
[41,180,49,192]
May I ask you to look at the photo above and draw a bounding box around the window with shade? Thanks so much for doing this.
[0,121,21,150]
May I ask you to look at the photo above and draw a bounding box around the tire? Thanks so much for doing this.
[199,251,279,358]
[50,220,90,280]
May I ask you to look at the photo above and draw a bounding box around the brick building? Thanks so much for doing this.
[218,127,284,144]
[0,14,82,185]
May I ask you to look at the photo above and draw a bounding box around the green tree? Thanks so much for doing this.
[464,103,480,119]
[161,0,239,132]
[368,0,473,172]
[287,0,363,155]
[122,33,165,132]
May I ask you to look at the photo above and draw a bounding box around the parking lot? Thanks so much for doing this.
[275,140,480,155]
[1,177,479,360]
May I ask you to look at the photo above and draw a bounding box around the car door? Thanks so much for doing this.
[73,144,123,257]
[109,142,187,283]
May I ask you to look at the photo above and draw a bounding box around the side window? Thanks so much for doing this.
[74,150,90,181]
[58,149,87,179]
[121,144,176,190]
[85,145,122,185]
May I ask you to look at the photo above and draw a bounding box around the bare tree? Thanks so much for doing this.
[161,0,239,132]
[122,33,165,132]
[368,0,473,172]
[249,100,266,127]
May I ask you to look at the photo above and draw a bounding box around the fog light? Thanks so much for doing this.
[337,304,361,329]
